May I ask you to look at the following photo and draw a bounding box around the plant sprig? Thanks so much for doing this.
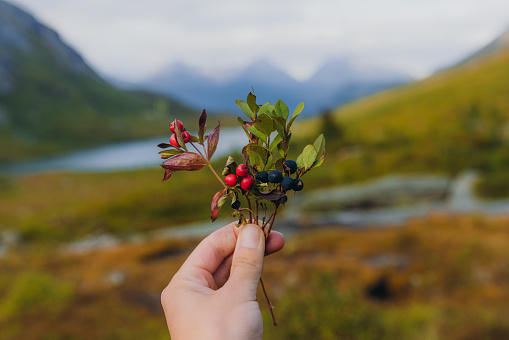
[157,92,326,325]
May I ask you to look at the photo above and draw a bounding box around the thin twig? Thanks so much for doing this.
[255,199,259,225]
[260,277,277,326]
[245,194,253,223]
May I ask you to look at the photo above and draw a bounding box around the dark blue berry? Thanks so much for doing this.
[268,170,283,183]
[284,160,297,174]
[281,176,296,190]
[294,179,304,191]
[231,200,241,209]
[256,170,269,183]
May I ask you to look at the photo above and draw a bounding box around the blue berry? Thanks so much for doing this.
[268,170,283,183]
[294,179,304,191]
[284,160,297,174]
[256,170,269,183]
[281,176,296,190]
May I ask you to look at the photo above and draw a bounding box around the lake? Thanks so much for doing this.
[0,127,249,174]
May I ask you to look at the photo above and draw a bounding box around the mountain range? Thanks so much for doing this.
[0,0,197,161]
[140,58,412,115]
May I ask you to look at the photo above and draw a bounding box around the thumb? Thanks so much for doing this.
[226,223,265,301]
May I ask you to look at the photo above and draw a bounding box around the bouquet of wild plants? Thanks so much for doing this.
[157,92,326,324]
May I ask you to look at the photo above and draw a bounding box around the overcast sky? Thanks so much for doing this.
[7,0,509,82]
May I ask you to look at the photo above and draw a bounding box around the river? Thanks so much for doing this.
[0,127,248,174]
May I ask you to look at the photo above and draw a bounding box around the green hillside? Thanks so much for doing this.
[0,0,198,161]
[0,55,198,161]
[303,46,509,198]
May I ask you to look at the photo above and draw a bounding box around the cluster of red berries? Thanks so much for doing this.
[225,164,255,191]
[169,120,191,147]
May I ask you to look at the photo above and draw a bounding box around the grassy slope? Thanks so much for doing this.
[0,48,199,162]
[296,47,509,197]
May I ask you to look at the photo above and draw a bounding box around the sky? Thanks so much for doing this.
[7,0,509,82]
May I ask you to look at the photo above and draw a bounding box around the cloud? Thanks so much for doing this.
[7,0,509,81]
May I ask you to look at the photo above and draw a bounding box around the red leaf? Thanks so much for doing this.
[161,152,207,171]
[161,169,173,182]
[211,189,226,222]
[207,123,220,160]
[198,109,207,143]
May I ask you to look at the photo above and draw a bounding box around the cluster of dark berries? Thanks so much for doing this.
[169,120,191,147]
[225,164,255,191]
[256,159,303,193]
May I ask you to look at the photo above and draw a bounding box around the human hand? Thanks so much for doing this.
[161,221,285,340]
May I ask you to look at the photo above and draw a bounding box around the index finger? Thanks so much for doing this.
[179,221,238,278]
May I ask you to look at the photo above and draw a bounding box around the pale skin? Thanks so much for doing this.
[161,221,285,340]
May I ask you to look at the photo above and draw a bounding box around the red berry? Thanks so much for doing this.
[169,134,179,148]
[182,131,191,143]
[225,174,238,187]
[236,164,249,177]
[240,175,254,190]
[170,120,184,133]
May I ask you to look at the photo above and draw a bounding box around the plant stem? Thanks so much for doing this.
[260,277,277,326]
[207,163,228,191]
[190,142,206,159]
[255,200,259,224]
[245,194,253,223]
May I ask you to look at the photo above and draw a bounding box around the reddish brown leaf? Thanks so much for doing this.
[158,143,171,148]
[207,123,220,160]
[255,189,285,202]
[161,169,173,182]
[211,189,226,222]
[198,109,207,143]
[161,152,207,171]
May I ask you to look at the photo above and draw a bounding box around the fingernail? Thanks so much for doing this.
[240,225,261,249]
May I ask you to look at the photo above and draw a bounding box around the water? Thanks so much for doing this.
[0,127,248,174]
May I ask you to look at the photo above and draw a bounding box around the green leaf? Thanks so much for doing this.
[242,143,269,170]
[173,118,187,151]
[311,154,326,169]
[222,156,237,175]
[296,153,304,168]
[158,149,184,159]
[161,152,207,171]
[287,102,305,130]
[254,113,275,137]
[302,145,318,169]
[235,99,255,120]
[258,102,271,115]
[272,116,286,138]
[246,125,267,140]
[157,143,171,149]
[269,134,283,151]
[313,134,326,159]
[217,194,229,208]
[247,92,258,115]
[190,136,200,143]
[207,123,220,160]
[198,109,207,143]
[275,99,289,120]
[237,117,252,141]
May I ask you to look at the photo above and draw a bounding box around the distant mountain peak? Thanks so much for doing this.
[0,0,96,94]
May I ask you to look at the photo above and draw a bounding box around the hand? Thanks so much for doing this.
[161,221,285,340]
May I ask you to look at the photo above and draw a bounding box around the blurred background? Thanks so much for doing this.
[1,0,509,338]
